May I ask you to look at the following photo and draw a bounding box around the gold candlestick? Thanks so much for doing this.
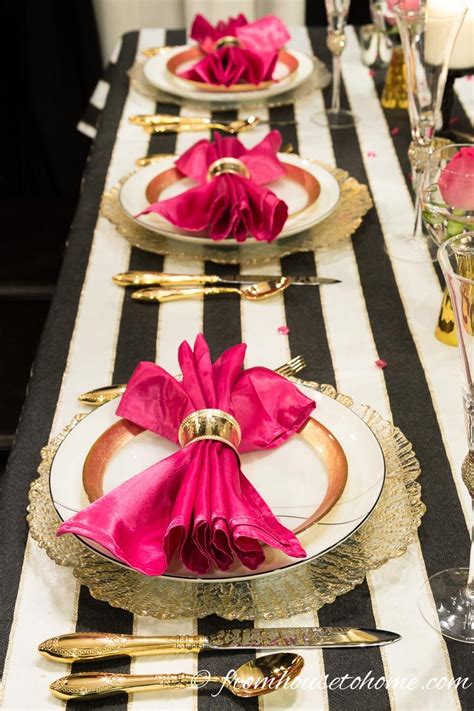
[435,288,457,346]
[381,46,408,110]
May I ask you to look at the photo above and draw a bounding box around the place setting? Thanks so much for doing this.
[2,1,474,709]
[128,13,331,111]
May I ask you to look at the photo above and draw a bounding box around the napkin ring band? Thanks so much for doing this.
[207,157,251,181]
[214,36,241,50]
[178,408,241,454]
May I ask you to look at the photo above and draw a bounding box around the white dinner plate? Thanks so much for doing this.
[50,384,385,583]
[119,153,341,246]
[143,46,315,103]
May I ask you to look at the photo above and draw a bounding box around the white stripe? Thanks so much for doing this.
[0,30,155,710]
[90,78,110,110]
[77,120,97,139]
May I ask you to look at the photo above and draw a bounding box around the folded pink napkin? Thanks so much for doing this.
[183,14,290,87]
[57,335,315,576]
[179,45,278,87]
[138,131,289,243]
[191,13,290,54]
[439,146,474,210]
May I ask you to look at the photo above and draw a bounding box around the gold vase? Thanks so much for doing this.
[381,45,408,110]
[435,288,457,346]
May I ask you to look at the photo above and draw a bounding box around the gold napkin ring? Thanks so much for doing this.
[207,157,251,181]
[178,408,241,454]
[214,36,241,50]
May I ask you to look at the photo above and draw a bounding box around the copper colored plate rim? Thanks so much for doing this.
[82,415,348,537]
[144,161,321,234]
[166,46,299,93]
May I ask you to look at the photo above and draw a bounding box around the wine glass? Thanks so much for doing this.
[418,232,474,643]
[388,0,467,263]
[421,143,474,345]
[312,0,356,129]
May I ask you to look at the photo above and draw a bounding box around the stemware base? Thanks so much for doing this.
[384,233,438,263]
[312,108,357,130]
[419,568,474,643]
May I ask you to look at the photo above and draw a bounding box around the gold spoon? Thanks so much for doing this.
[131,277,291,304]
[49,652,304,700]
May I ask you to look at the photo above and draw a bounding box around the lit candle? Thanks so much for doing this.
[450,0,474,69]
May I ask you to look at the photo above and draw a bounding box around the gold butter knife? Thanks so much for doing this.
[40,627,401,663]
[113,272,341,287]
[77,354,306,407]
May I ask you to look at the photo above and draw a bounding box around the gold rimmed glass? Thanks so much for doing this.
[387,0,467,263]
[418,233,474,643]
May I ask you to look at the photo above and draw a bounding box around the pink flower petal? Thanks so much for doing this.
[449,116,459,126]
[367,151,377,158]
[368,69,376,77]
[390,126,400,136]
[466,74,473,81]
[277,325,290,335]
[375,358,388,369]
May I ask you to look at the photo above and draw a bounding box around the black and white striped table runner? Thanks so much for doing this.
[0,27,473,711]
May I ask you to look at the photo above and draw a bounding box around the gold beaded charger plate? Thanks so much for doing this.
[28,382,424,619]
[128,53,330,111]
[102,161,372,265]
[118,154,339,244]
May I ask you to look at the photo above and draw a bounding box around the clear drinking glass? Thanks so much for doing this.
[388,0,467,263]
[312,0,356,129]
[418,233,474,642]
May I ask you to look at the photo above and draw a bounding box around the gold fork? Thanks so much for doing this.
[77,355,306,407]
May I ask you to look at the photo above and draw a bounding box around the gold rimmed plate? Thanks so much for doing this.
[118,153,340,246]
[49,384,386,583]
[166,46,299,94]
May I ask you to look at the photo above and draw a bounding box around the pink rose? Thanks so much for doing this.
[387,0,421,11]
[439,147,474,210]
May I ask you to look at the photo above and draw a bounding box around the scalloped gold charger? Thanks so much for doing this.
[101,161,372,266]
[28,382,424,620]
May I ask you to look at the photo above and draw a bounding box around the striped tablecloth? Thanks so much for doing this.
[1,26,473,711]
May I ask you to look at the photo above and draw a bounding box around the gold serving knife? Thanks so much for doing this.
[41,627,400,663]
[77,354,306,407]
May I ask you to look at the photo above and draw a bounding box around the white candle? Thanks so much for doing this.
[425,0,468,67]
[450,0,474,69]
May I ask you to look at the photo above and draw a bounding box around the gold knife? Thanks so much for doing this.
[113,272,341,287]
[39,627,401,663]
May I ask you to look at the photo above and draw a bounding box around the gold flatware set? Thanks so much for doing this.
[77,354,307,406]
[129,113,297,135]
[41,626,400,700]
[112,271,340,306]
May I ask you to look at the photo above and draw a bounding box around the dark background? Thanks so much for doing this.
[0,0,370,465]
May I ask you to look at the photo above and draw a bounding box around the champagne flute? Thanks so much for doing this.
[312,0,356,129]
[388,0,467,263]
[418,233,474,642]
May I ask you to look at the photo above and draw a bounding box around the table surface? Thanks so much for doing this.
[1,26,473,711]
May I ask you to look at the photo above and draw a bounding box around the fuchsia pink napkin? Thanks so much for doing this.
[181,13,291,86]
[138,131,289,243]
[57,335,315,577]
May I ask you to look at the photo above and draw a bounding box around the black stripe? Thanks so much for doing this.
[68,29,184,711]
[0,31,138,680]
[198,110,256,711]
[312,26,472,710]
[279,29,391,711]
[81,103,101,131]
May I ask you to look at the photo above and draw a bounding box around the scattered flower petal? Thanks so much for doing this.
[367,151,377,158]
[466,74,473,81]
[390,126,400,136]
[375,358,388,369]
[368,69,376,77]
[407,173,413,182]
[277,325,290,335]
[449,116,459,126]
